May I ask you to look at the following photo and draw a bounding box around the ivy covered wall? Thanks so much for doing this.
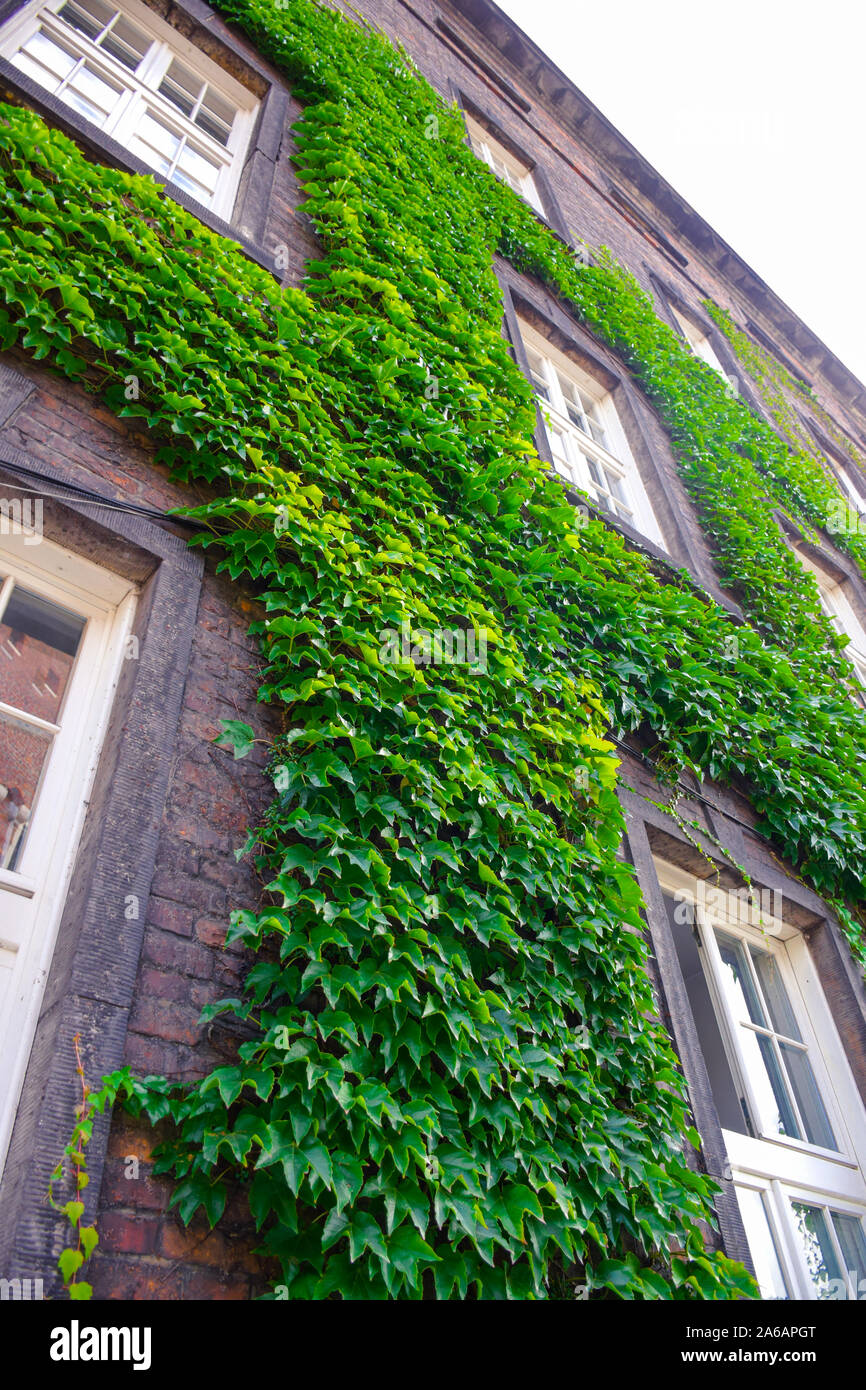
[1,0,864,1300]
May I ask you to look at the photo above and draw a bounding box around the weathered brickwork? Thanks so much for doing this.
[1,0,866,1301]
[0,348,281,1295]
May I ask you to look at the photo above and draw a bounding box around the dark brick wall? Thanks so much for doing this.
[1,0,866,1303]
[0,352,281,1297]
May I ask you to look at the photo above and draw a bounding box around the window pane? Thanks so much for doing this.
[58,0,114,43]
[532,376,550,402]
[584,413,609,450]
[734,1187,789,1299]
[100,16,150,71]
[158,58,202,118]
[170,166,213,202]
[0,586,85,722]
[196,88,234,146]
[67,62,121,119]
[175,141,220,191]
[586,456,605,491]
[527,352,550,399]
[716,930,767,1027]
[16,29,78,83]
[563,399,585,429]
[749,946,802,1040]
[195,107,231,146]
[127,137,171,176]
[791,1203,843,1299]
[132,111,181,161]
[0,710,52,871]
[606,469,630,507]
[778,1041,836,1149]
[831,1213,866,1294]
[756,1034,800,1139]
[521,175,544,216]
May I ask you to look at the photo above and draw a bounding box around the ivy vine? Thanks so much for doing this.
[0,0,863,1299]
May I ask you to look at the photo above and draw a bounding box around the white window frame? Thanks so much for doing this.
[0,526,135,1178]
[835,466,866,517]
[821,448,866,518]
[671,306,726,376]
[518,318,666,548]
[0,0,258,218]
[795,547,866,702]
[656,861,866,1300]
[464,112,545,218]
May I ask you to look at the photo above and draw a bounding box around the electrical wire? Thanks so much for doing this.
[0,455,203,528]
[607,731,770,842]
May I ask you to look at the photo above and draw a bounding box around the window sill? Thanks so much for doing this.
[0,867,35,897]
[0,60,282,279]
[726,1125,859,1171]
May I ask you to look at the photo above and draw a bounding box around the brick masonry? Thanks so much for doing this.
[0,0,865,1302]
[0,350,282,1297]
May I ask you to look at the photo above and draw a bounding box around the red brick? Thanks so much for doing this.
[146,896,196,937]
[99,1210,159,1256]
[142,929,213,979]
[129,996,204,1045]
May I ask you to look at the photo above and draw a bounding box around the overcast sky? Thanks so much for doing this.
[495,0,866,387]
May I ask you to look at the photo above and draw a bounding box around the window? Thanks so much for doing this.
[800,419,866,518]
[1,0,258,216]
[795,548,866,701]
[671,306,726,375]
[828,462,866,518]
[659,864,866,1300]
[464,113,545,217]
[711,927,836,1148]
[518,319,666,547]
[0,525,135,1176]
[788,1200,866,1299]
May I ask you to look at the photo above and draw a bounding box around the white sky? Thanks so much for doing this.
[495,0,866,388]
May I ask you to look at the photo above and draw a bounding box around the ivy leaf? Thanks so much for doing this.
[215,720,255,759]
[382,1226,440,1289]
[59,1248,84,1282]
[78,1226,99,1260]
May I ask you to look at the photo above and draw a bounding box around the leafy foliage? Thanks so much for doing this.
[47,1036,128,1299]
[4,0,863,1298]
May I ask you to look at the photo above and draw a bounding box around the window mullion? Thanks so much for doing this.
[94,13,115,44]
[823,1208,857,1298]
[546,357,565,418]
[0,575,14,623]
[0,699,62,737]
[189,85,207,122]
[55,51,89,97]
[766,1032,809,1140]
[164,133,187,181]
[135,37,170,87]
[699,915,764,1137]
[107,85,149,140]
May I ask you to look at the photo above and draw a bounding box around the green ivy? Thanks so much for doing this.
[708,301,866,538]
[1,0,863,1300]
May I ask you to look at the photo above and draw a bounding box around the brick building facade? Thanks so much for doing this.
[0,0,865,1301]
